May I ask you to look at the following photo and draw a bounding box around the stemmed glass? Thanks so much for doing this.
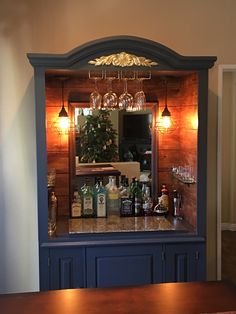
[119,79,133,111]
[103,78,118,110]
[134,79,146,111]
[90,77,102,110]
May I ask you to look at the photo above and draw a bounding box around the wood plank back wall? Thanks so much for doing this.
[157,73,197,227]
[45,73,198,228]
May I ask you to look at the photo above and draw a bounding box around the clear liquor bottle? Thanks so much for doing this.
[142,186,153,216]
[48,191,57,236]
[107,176,120,217]
[71,190,82,218]
[94,179,107,218]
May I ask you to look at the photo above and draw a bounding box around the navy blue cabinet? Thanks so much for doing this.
[86,244,163,288]
[163,243,205,283]
[44,241,205,290]
[49,248,85,290]
[28,36,216,292]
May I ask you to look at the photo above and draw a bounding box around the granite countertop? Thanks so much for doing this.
[69,216,176,234]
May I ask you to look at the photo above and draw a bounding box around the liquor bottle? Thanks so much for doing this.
[48,191,57,236]
[159,184,169,214]
[132,179,142,216]
[142,186,153,216]
[93,177,100,190]
[107,176,120,217]
[141,182,148,197]
[173,190,182,218]
[129,177,136,199]
[81,182,95,218]
[120,178,133,217]
[71,190,82,218]
[106,176,113,190]
[94,179,107,218]
[119,175,126,191]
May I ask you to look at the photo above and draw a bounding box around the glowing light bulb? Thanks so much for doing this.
[59,116,70,131]
[162,116,172,129]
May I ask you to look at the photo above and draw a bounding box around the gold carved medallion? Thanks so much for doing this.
[88,52,158,67]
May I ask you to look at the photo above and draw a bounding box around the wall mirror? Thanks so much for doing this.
[66,69,159,197]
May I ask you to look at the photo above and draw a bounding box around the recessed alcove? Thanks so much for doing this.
[45,70,198,228]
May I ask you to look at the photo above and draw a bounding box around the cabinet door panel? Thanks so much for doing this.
[49,248,85,290]
[86,245,162,288]
[164,243,205,283]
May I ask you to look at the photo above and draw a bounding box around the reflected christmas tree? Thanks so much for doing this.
[79,110,118,163]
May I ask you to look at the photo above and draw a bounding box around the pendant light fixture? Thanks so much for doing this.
[157,78,176,133]
[58,78,69,132]
[161,78,172,129]
[52,77,72,135]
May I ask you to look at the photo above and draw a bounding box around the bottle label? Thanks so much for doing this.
[97,193,106,217]
[83,197,93,215]
[109,192,119,200]
[121,198,133,216]
[160,194,169,210]
[72,203,82,217]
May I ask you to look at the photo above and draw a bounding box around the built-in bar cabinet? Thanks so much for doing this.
[27,36,216,290]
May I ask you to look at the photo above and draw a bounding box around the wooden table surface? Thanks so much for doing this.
[1,281,236,314]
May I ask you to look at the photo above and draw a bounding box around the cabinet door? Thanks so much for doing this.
[49,248,85,290]
[164,243,205,282]
[86,244,162,288]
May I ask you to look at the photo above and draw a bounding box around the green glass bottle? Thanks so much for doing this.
[81,182,95,218]
[132,179,142,216]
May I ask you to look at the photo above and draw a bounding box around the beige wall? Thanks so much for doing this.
[222,72,236,228]
[221,72,232,223]
[1,0,236,293]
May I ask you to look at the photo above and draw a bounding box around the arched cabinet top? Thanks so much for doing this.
[27,35,217,70]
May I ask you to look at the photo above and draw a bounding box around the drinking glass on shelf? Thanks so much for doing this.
[134,79,146,111]
[119,79,133,111]
[103,78,118,110]
[47,168,56,188]
[90,78,102,110]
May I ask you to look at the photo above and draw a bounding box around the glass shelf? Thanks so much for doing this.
[172,173,196,185]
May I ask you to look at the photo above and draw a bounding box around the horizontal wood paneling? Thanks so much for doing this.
[46,74,198,226]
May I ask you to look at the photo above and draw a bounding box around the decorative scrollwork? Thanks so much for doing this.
[88,52,158,67]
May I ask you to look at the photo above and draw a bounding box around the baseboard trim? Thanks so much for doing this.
[221,223,236,231]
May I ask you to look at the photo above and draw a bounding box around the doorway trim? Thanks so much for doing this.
[217,64,236,279]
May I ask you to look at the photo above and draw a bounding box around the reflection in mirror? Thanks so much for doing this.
[74,106,152,175]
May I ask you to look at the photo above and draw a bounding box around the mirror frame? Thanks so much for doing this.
[68,101,158,203]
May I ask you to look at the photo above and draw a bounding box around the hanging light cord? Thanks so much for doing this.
[161,79,171,117]
[58,80,68,118]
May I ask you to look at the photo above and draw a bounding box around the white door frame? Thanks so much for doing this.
[217,64,236,280]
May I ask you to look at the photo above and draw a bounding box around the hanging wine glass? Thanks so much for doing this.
[134,79,146,111]
[90,77,102,110]
[119,78,133,111]
[103,78,118,110]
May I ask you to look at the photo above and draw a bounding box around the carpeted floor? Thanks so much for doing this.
[221,230,236,285]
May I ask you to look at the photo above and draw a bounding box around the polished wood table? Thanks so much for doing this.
[1,281,236,314]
